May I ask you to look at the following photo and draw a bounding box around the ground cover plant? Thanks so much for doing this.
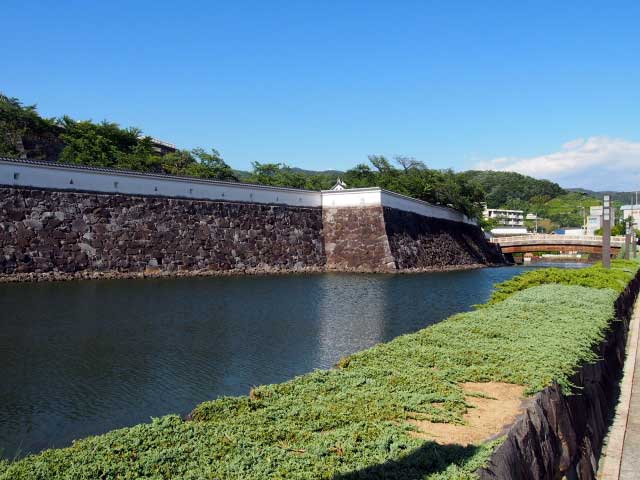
[1,261,637,479]
[486,259,639,305]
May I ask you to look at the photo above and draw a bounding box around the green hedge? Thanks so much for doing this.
[485,259,639,306]
[2,272,631,480]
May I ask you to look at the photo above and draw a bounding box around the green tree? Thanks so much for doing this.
[117,136,163,172]
[158,148,237,181]
[185,148,237,181]
[479,216,500,231]
[59,119,122,167]
[344,155,486,218]
[0,93,60,158]
[160,149,198,176]
[537,218,559,233]
[58,117,149,169]
[343,163,376,187]
[460,170,564,208]
[500,198,530,213]
[246,162,333,189]
[249,162,287,186]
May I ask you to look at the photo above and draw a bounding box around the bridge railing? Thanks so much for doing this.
[490,234,627,246]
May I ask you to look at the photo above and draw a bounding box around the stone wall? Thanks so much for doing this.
[0,187,325,276]
[382,207,504,269]
[322,206,396,272]
[0,186,503,279]
[322,205,502,272]
[478,270,640,480]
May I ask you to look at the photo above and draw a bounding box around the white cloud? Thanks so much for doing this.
[476,136,640,191]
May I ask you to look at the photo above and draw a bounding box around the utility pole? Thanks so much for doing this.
[633,229,638,259]
[602,195,611,268]
[625,221,631,260]
[579,205,586,234]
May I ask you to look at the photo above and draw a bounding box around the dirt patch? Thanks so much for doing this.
[407,382,528,446]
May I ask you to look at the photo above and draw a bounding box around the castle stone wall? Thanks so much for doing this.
[383,207,504,269]
[0,184,503,280]
[322,206,396,272]
[0,187,325,275]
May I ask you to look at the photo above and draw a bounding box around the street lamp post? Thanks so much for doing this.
[625,221,631,260]
[602,195,611,269]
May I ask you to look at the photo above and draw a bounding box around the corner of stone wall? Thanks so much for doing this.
[381,207,505,270]
[322,205,396,272]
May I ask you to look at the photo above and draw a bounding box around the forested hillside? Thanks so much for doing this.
[568,188,639,206]
[460,170,565,208]
[460,171,616,230]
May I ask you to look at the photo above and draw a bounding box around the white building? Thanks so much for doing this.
[621,205,640,229]
[489,227,528,237]
[587,206,616,235]
[483,208,524,227]
[555,228,585,236]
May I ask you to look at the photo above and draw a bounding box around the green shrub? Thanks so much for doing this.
[486,259,639,305]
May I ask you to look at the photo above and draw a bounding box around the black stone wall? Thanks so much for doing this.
[0,187,504,279]
[322,206,396,272]
[382,207,504,269]
[0,187,325,275]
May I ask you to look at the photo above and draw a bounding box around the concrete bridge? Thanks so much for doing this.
[490,234,627,255]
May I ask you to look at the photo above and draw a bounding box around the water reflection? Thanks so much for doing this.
[314,274,389,368]
[1,265,554,458]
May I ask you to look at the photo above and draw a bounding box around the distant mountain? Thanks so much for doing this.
[233,167,345,182]
[233,169,252,180]
[460,170,564,209]
[459,171,621,229]
[289,167,345,177]
[566,188,639,205]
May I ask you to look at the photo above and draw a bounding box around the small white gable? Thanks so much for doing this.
[330,178,347,191]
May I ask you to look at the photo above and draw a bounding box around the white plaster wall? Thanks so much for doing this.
[0,159,476,224]
[380,190,475,225]
[321,188,475,224]
[320,188,382,208]
[0,159,322,207]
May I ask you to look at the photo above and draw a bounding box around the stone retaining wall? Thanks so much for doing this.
[322,206,396,272]
[322,205,502,272]
[0,187,325,275]
[478,270,640,480]
[382,207,504,269]
[0,186,502,279]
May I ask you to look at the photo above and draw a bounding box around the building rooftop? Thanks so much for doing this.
[484,208,524,214]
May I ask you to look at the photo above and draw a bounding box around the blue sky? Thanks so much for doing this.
[3,1,640,189]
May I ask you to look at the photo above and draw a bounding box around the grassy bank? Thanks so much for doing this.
[1,260,638,479]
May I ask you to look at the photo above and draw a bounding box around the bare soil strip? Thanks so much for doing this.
[408,382,528,446]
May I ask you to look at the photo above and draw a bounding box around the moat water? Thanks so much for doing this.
[0,264,587,458]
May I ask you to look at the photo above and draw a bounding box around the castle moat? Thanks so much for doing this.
[0,264,586,458]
